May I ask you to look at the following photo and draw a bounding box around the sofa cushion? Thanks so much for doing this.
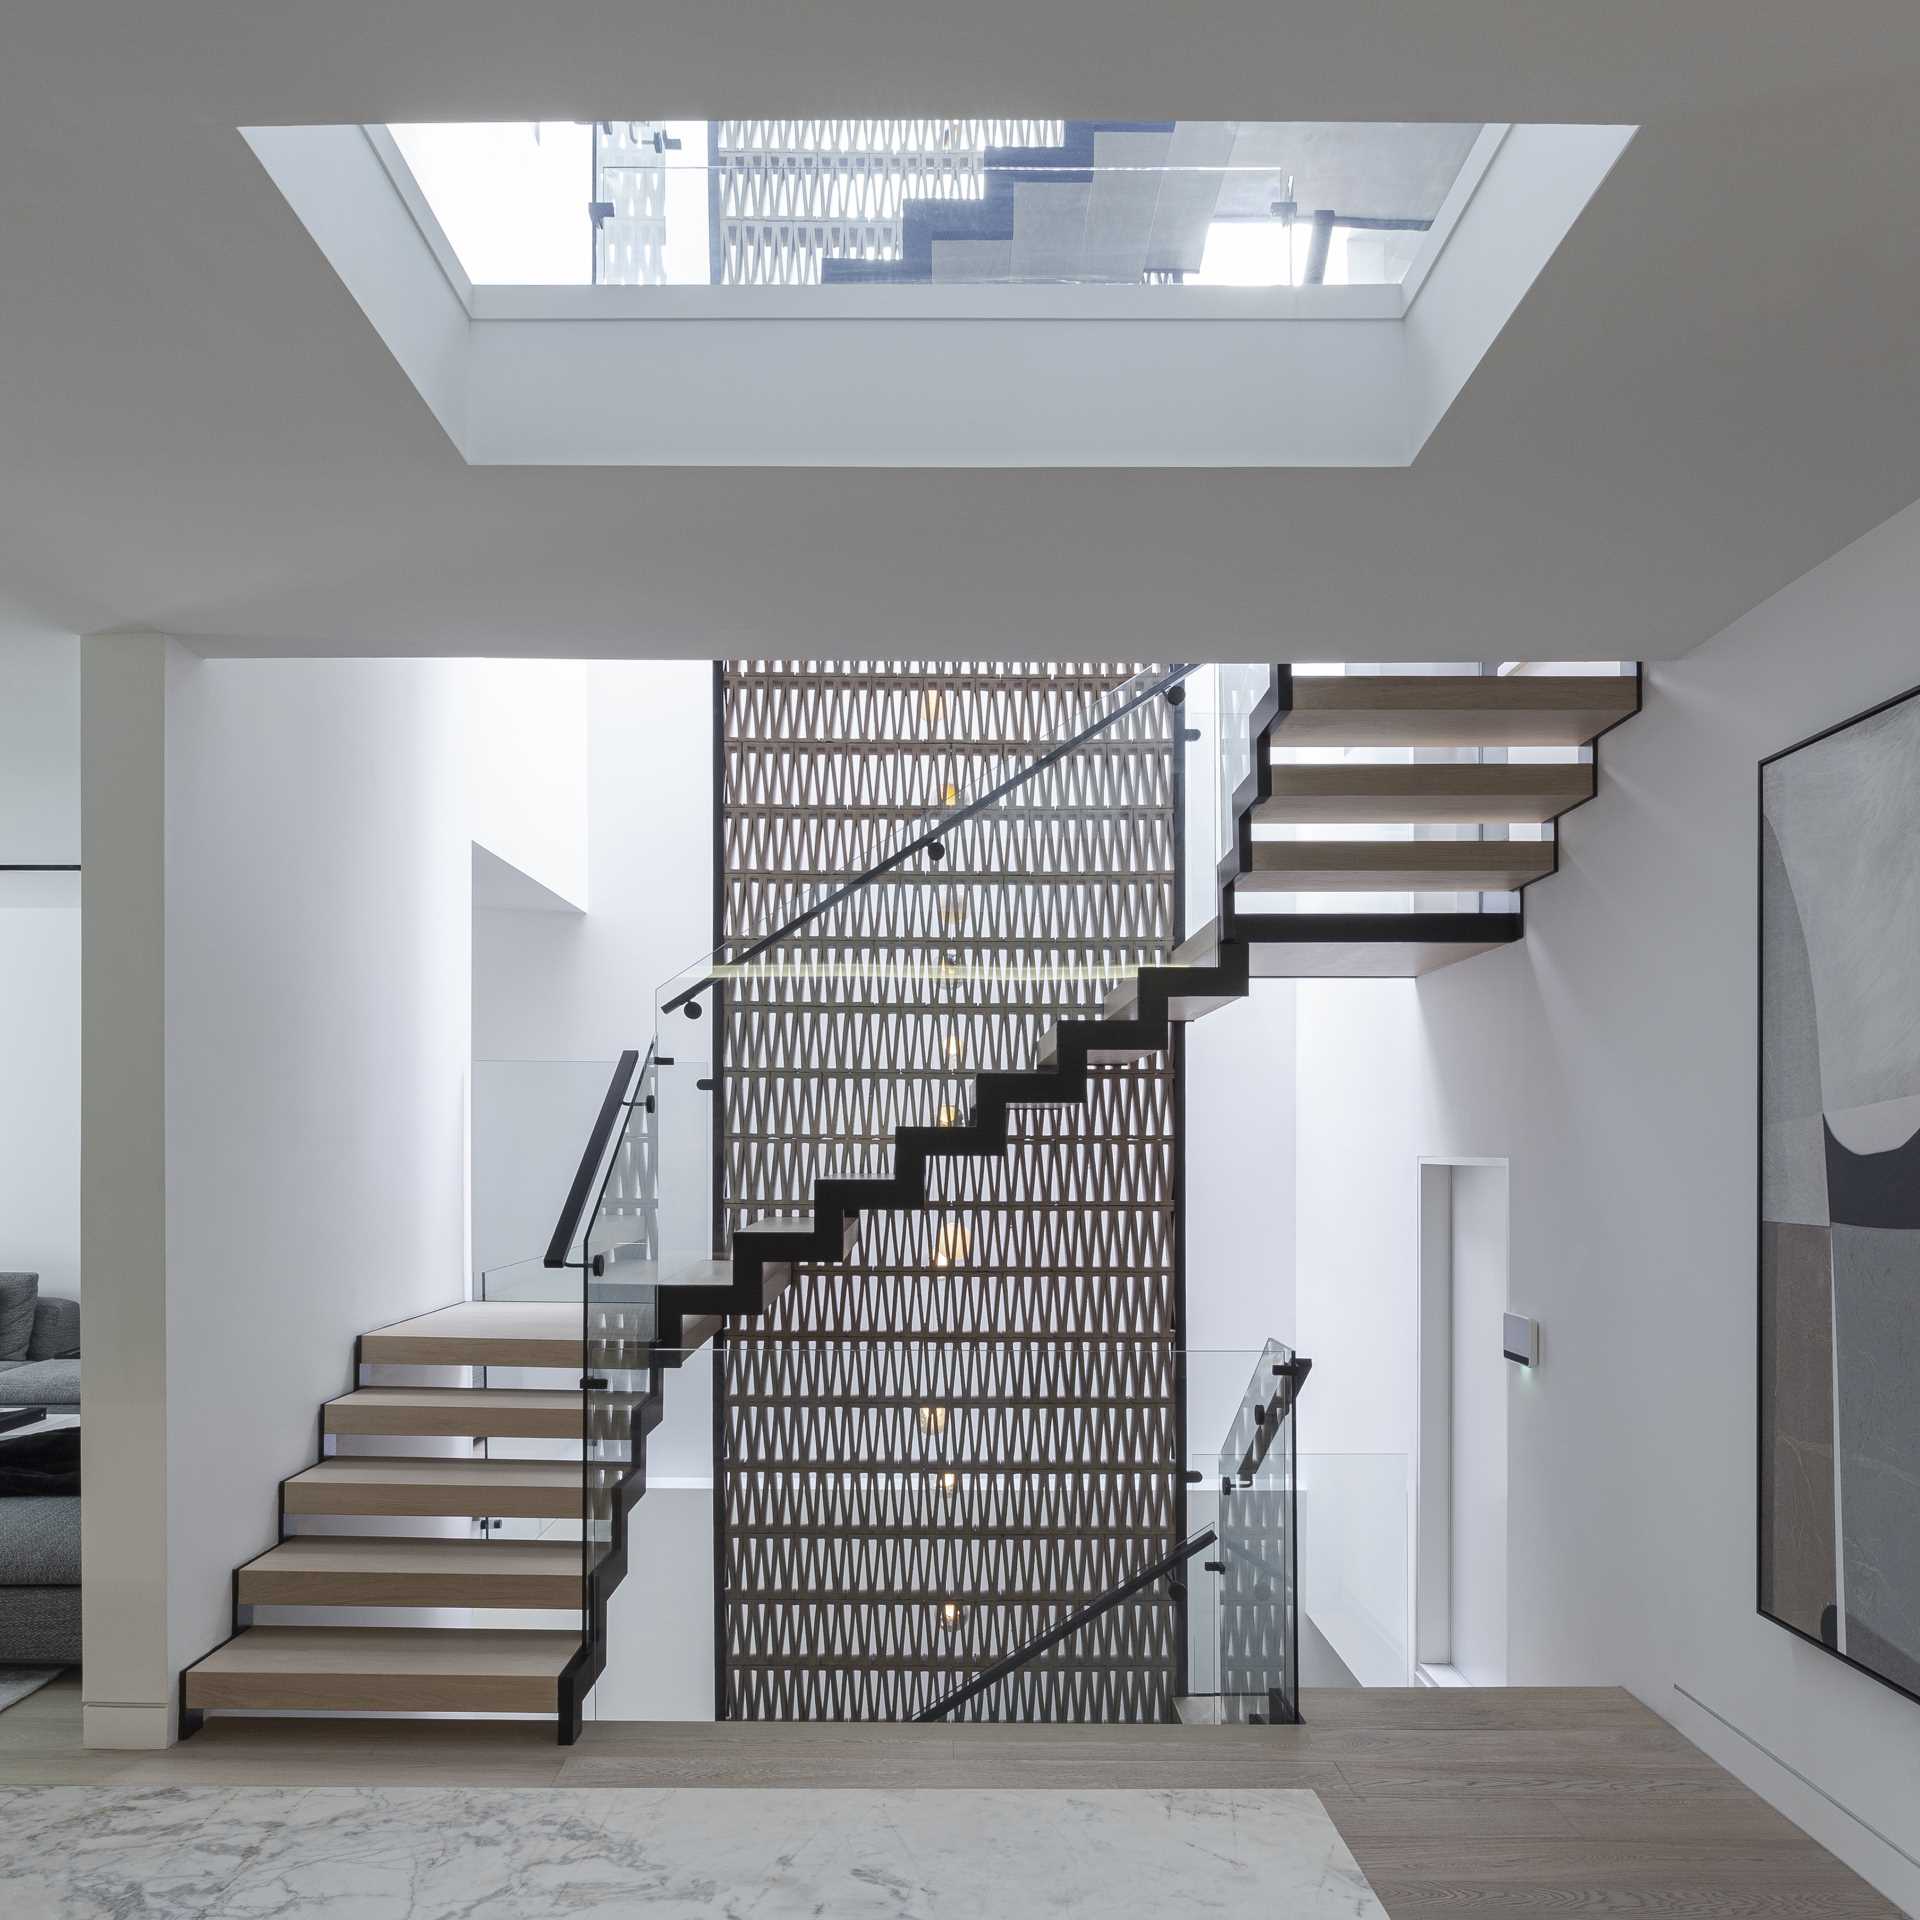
[0,1275,36,1362]
[0,1360,79,1408]
[0,1497,81,1585]
[27,1295,79,1361]
[0,1583,81,1663]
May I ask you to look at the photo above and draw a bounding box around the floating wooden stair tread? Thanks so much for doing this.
[1213,921,1512,975]
[1238,840,1556,892]
[283,1456,583,1519]
[238,1536,583,1608]
[739,1214,813,1241]
[360,1301,585,1368]
[1277,675,1636,747]
[1255,761,1595,825]
[183,1627,579,1714]
[324,1386,589,1439]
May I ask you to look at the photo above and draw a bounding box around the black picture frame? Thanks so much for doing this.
[1756,676,1920,1711]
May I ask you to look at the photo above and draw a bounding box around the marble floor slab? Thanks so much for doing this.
[0,1783,1387,1918]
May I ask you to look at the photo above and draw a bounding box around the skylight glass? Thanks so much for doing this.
[386,120,1486,288]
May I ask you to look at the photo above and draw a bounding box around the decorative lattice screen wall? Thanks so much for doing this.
[715,661,1183,1721]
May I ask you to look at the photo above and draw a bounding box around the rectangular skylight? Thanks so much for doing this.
[386,120,1486,289]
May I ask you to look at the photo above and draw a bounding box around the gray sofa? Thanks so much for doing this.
[0,1286,80,1665]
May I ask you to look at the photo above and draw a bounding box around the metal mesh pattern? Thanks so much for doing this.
[717,660,1181,1720]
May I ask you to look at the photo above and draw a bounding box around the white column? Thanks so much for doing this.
[80,632,184,1748]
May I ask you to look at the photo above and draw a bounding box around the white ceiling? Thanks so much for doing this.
[5,2,1920,662]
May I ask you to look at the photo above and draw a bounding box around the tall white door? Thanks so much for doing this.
[1448,1162,1509,1685]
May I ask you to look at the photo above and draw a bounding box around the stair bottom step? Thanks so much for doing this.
[183,1627,580,1715]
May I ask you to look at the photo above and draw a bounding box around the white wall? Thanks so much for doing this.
[82,644,475,1745]
[592,1486,715,1721]
[1447,1162,1509,1687]
[1185,983,1298,1459]
[0,623,80,865]
[0,623,81,1299]
[472,659,716,1711]
[465,660,590,910]
[1295,499,1920,1911]
[473,660,711,1064]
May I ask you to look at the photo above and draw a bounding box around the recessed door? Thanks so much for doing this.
[1417,1159,1510,1686]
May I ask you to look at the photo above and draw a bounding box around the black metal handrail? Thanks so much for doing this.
[911,1524,1217,1722]
[661,662,1196,1013]
[542,1047,644,1270]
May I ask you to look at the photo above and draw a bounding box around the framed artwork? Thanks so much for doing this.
[1759,680,1920,1704]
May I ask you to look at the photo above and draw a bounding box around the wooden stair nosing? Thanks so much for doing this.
[283,1456,583,1520]
[358,1302,586,1369]
[1277,673,1637,747]
[237,1536,584,1610]
[323,1387,590,1440]
[182,1626,579,1714]
[1236,839,1557,891]
[1254,761,1596,825]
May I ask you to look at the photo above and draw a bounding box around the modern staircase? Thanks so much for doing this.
[182,1296,665,1738]
[813,119,1481,288]
[820,121,1203,286]
[652,663,1638,1342]
[180,661,1638,1740]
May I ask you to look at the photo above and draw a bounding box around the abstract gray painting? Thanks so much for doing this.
[1760,683,1920,1703]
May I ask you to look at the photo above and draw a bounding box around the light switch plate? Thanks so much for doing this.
[1502,1311,1539,1366]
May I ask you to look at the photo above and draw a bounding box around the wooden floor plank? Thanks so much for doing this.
[1,1679,1895,1915]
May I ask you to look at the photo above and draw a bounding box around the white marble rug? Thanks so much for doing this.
[0,1784,1387,1918]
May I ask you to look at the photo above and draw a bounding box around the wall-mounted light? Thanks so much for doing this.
[939,1470,958,1493]
[937,1104,961,1128]
[1502,1312,1540,1367]
[940,1600,964,1630]
[917,1405,948,1436]
[943,1032,963,1066]
[932,1219,970,1268]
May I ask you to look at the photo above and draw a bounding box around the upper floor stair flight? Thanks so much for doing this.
[654,661,1639,1334]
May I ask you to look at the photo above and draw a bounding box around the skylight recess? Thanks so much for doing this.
[385,119,1486,289]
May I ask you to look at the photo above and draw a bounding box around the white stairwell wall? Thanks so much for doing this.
[471,660,714,1719]
[83,647,476,1746]
[1293,499,1920,1912]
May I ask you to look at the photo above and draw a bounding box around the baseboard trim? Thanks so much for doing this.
[82,1700,175,1749]
[1668,1682,1920,1915]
